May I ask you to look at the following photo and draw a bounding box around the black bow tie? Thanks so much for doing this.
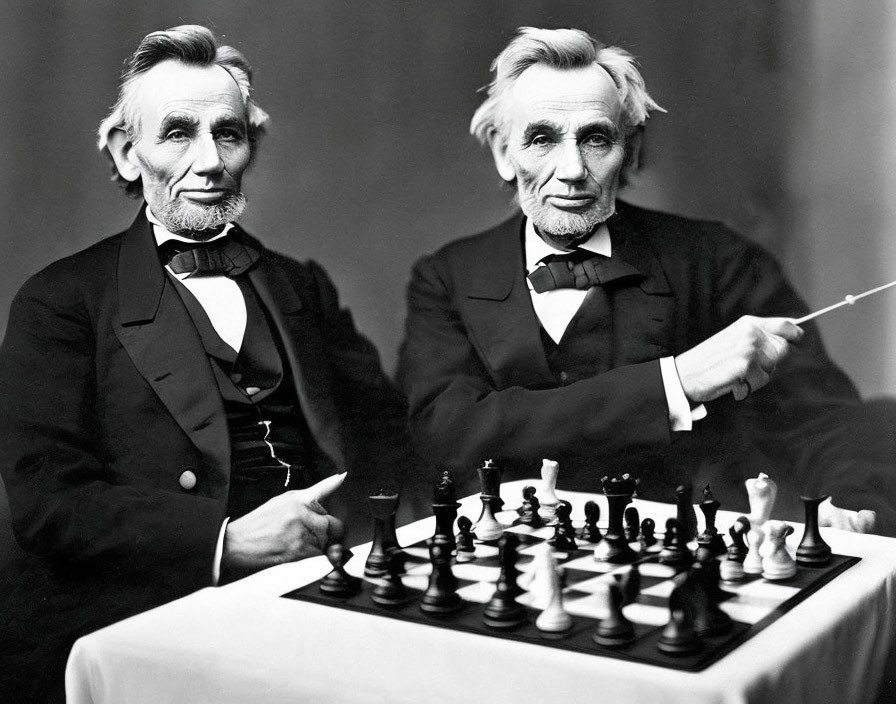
[158,235,260,278]
[527,250,644,293]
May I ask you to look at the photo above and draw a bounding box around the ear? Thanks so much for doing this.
[105,127,142,183]
[486,128,516,183]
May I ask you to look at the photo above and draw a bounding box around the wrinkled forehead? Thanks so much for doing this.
[131,59,247,132]
[503,63,623,132]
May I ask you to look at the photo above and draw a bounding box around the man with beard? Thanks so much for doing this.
[0,25,411,702]
[398,27,889,534]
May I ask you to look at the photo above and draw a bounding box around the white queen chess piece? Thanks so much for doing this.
[745,473,778,527]
[538,459,561,522]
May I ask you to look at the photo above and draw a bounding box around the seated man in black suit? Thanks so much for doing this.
[398,27,889,535]
[0,25,411,702]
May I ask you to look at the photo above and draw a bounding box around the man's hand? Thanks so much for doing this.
[818,497,877,533]
[222,473,346,575]
[674,316,804,403]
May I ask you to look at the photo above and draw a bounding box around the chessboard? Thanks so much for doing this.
[282,514,859,672]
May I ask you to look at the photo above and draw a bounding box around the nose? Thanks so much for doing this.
[554,140,588,182]
[191,133,225,175]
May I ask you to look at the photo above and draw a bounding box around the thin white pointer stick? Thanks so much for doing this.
[791,279,896,324]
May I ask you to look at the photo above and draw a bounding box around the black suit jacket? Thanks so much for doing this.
[398,201,893,526]
[0,211,413,698]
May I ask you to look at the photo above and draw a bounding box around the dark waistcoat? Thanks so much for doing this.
[172,275,321,518]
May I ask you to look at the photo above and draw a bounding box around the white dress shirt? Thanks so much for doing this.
[523,219,706,431]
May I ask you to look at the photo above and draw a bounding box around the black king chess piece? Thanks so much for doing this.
[598,474,639,563]
[796,495,833,565]
[432,470,461,550]
[364,491,404,578]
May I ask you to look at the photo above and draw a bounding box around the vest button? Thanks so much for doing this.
[179,470,197,490]
[559,371,569,383]
[230,372,243,383]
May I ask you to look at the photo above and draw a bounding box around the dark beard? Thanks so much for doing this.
[158,193,248,241]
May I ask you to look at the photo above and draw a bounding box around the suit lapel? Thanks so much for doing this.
[113,211,230,472]
[248,254,348,472]
[460,215,555,388]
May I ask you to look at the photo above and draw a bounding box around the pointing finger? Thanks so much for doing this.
[298,473,347,503]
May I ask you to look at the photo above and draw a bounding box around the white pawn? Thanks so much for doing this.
[534,548,572,633]
[743,527,765,575]
[745,473,778,528]
[538,459,561,522]
[719,557,745,582]
[761,520,797,580]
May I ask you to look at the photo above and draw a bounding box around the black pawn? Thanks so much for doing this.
[659,518,693,567]
[726,516,750,562]
[797,495,833,565]
[548,500,577,551]
[615,563,641,607]
[657,583,701,655]
[592,581,635,647]
[455,515,476,558]
[420,534,462,614]
[371,549,411,608]
[624,506,640,542]
[581,500,603,543]
[676,485,699,543]
[319,544,361,598]
[639,518,657,550]
[482,533,526,629]
[513,485,543,528]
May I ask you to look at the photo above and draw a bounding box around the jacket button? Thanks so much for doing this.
[179,470,197,490]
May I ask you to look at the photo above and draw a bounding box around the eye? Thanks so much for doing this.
[528,133,553,148]
[583,133,612,147]
[215,127,245,142]
[164,129,189,141]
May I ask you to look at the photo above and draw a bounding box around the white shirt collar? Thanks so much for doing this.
[524,217,612,273]
[146,205,234,247]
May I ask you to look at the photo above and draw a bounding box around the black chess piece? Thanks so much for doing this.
[432,471,461,551]
[455,515,477,561]
[624,506,640,542]
[639,517,657,550]
[548,500,577,551]
[371,549,411,608]
[592,581,635,647]
[319,544,361,598]
[659,518,693,567]
[686,559,733,637]
[420,534,462,614]
[513,485,543,528]
[364,492,403,577]
[657,583,702,655]
[483,532,526,629]
[697,485,727,556]
[598,474,639,563]
[796,495,833,565]
[473,460,505,541]
[675,484,699,543]
[615,563,641,607]
[580,500,603,543]
[726,516,750,562]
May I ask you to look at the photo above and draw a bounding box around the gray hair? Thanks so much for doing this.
[470,27,663,146]
[97,25,270,196]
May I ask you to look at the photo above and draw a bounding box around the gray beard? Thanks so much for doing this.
[519,193,614,246]
[158,193,248,241]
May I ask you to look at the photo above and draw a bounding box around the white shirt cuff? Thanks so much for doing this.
[212,517,230,586]
[660,356,707,431]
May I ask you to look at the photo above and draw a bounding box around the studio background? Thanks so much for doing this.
[2,1,895,556]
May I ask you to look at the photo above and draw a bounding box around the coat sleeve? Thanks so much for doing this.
[396,253,673,473]
[705,228,896,531]
[0,268,222,592]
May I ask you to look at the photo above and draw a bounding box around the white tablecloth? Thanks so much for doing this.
[66,481,896,704]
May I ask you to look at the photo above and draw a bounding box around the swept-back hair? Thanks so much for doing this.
[470,27,663,147]
[97,24,270,195]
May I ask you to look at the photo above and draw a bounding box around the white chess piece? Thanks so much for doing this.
[743,527,765,575]
[534,548,572,633]
[520,542,554,610]
[745,473,778,527]
[538,459,561,521]
[719,556,745,582]
[761,520,797,580]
